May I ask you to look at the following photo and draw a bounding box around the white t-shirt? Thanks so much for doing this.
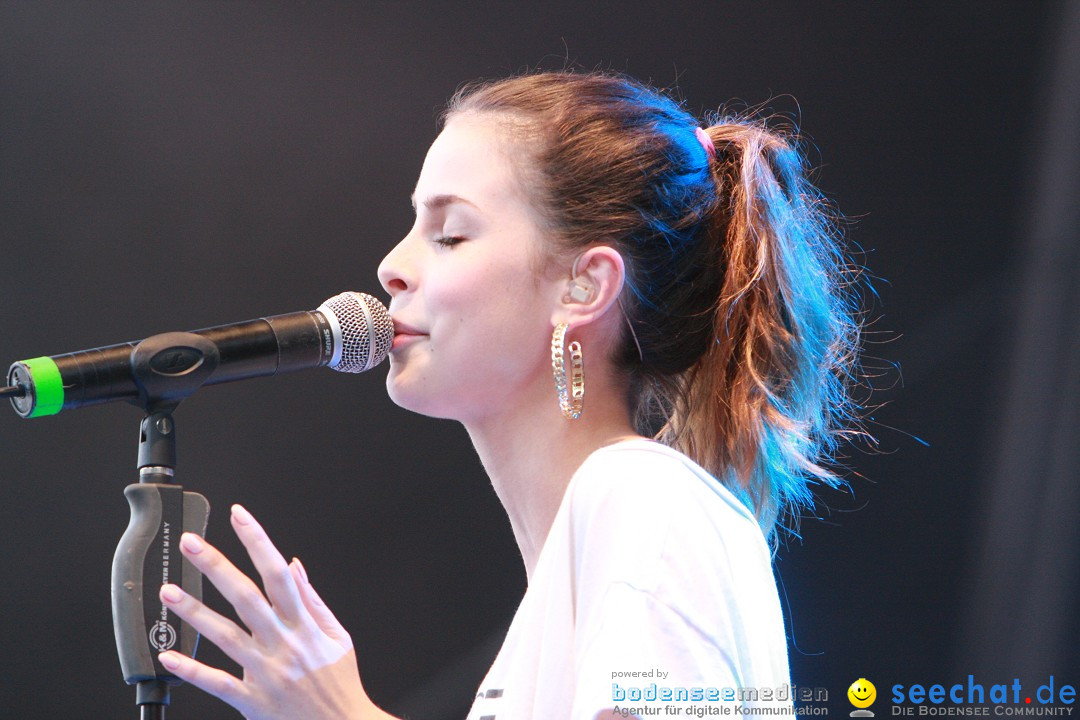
[466,439,793,719]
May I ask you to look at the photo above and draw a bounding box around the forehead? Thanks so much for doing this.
[412,114,525,214]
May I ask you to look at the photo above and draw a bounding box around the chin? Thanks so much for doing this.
[384,373,459,421]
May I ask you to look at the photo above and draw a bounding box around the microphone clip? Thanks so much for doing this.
[129,332,221,415]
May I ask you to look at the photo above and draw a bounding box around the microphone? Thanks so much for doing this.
[3,292,394,418]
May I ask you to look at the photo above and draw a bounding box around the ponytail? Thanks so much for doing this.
[652,123,860,541]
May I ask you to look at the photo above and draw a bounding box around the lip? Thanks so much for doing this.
[390,318,427,350]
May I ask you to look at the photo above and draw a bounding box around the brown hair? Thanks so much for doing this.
[447,71,863,544]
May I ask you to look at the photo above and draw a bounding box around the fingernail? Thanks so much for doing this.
[160,583,184,603]
[180,533,204,554]
[292,557,309,583]
[158,651,180,670]
[232,504,253,526]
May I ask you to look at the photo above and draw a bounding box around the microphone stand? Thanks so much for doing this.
[112,332,219,720]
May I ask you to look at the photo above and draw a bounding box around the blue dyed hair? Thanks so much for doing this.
[449,71,864,546]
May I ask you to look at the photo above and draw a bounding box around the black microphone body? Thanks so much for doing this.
[6,292,393,418]
[33,311,331,411]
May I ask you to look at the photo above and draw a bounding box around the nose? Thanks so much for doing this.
[377,234,415,297]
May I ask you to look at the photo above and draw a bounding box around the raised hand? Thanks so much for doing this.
[157,503,396,720]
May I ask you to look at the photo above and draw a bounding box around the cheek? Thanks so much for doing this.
[388,247,557,414]
[433,283,552,387]
[428,258,542,340]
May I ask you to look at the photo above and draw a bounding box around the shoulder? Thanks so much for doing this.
[568,439,762,540]
[563,439,773,593]
[558,441,790,685]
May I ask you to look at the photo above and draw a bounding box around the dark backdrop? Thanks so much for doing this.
[1,2,1075,718]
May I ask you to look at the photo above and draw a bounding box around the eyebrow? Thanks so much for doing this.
[410,193,480,212]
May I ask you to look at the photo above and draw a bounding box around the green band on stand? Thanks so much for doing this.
[22,357,64,417]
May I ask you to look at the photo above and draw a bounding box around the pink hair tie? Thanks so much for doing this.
[694,126,716,161]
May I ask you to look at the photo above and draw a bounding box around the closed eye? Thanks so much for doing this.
[433,235,466,247]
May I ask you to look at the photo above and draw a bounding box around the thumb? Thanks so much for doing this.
[290,557,353,650]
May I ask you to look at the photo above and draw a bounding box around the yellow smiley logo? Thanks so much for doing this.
[848,678,877,708]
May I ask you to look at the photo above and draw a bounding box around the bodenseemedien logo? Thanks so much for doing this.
[849,679,877,717]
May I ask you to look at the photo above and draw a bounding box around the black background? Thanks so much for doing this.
[0,2,1073,717]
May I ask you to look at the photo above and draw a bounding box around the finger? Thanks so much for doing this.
[176,532,287,642]
[290,558,353,649]
[158,650,253,715]
[159,583,262,670]
[230,504,309,624]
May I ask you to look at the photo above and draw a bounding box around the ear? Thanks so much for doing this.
[551,245,625,330]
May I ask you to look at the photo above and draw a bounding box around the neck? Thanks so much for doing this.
[464,372,639,582]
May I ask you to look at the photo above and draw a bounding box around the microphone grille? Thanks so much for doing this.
[318,292,394,373]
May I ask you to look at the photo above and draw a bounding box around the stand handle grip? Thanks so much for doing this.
[112,483,209,687]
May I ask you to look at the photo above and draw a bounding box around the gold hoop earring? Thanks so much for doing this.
[551,323,584,420]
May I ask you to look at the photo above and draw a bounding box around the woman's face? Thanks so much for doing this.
[377,113,563,423]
